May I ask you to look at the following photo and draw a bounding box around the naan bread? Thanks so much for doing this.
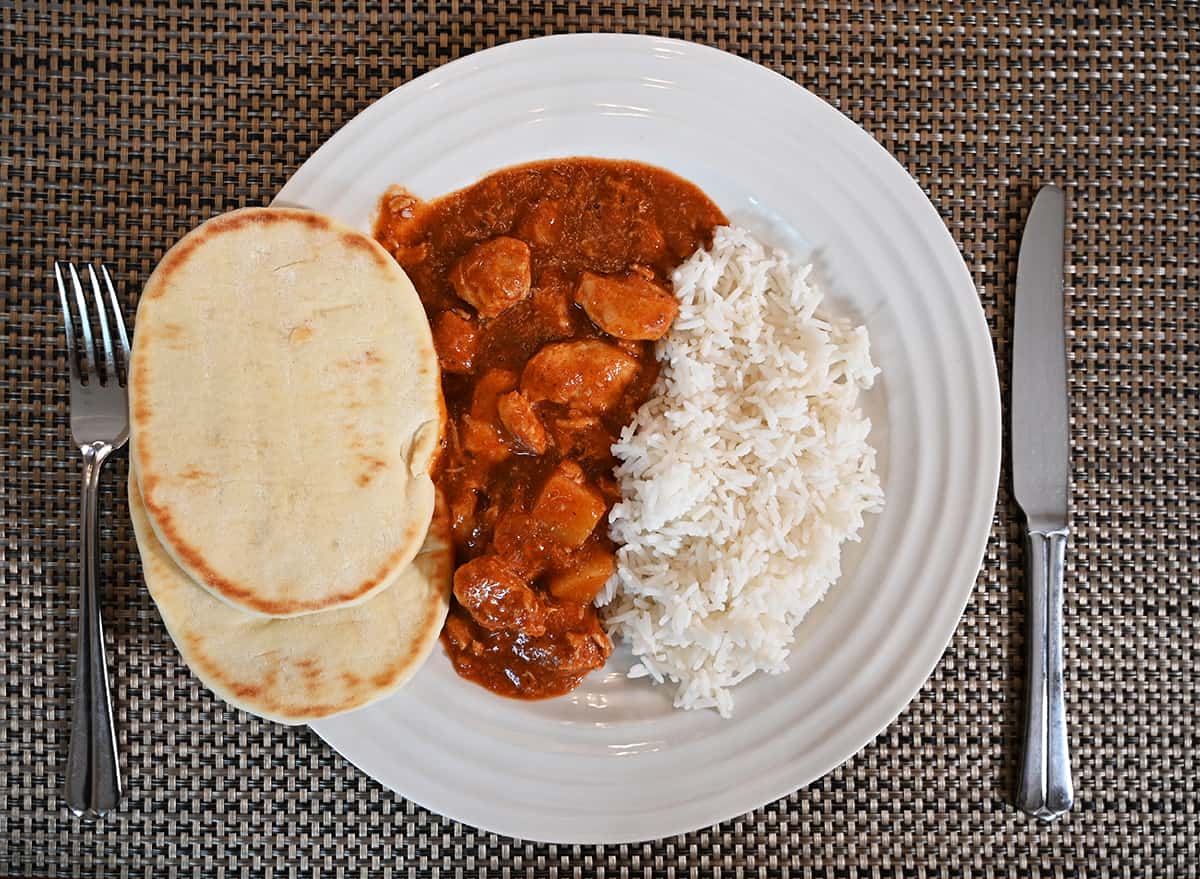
[129,208,442,617]
[129,474,452,724]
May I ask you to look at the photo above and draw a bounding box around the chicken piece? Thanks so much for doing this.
[471,369,519,417]
[518,199,564,249]
[521,340,639,414]
[546,413,611,463]
[574,270,679,341]
[432,309,479,374]
[532,461,607,548]
[530,266,575,339]
[557,629,612,674]
[497,390,549,455]
[547,546,616,604]
[453,555,546,635]
[614,339,643,358]
[461,369,518,464]
[460,416,507,465]
[444,449,492,549]
[447,480,481,548]
[512,614,611,674]
[443,612,482,656]
[493,509,562,579]
[449,236,532,318]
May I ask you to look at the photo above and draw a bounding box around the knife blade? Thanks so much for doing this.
[1012,185,1069,531]
[1011,184,1074,822]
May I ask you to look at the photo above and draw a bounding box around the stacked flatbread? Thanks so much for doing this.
[128,207,449,724]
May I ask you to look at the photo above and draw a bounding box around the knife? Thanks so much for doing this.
[1012,184,1074,821]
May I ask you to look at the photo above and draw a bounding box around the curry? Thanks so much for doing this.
[375,158,726,698]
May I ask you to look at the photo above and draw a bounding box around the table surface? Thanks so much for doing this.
[2,2,1196,877]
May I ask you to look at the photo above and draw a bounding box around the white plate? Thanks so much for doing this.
[276,34,1000,843]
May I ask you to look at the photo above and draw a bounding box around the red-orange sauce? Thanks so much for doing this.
[375,158,725,698]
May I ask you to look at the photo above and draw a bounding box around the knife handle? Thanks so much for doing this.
[1016,528,1074,821]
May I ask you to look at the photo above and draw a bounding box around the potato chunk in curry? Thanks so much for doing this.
[533,461,607,548]
[548,545,616,604]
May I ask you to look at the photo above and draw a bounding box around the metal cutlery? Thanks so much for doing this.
[1011,185,1074,821]
[53,261,129,819]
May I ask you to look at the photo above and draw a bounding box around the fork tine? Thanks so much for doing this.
[67,263,98,382]
[99,265,131,364]
[88,265,117,384]
[53,262,82,384]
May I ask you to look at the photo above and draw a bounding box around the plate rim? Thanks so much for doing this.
[277,32,1002,843]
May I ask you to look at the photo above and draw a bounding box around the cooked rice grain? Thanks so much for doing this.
[601,226,884,717]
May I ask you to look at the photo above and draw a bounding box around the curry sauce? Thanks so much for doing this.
[375,159,726,698]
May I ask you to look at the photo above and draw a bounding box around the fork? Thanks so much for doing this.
[54,262,130,819]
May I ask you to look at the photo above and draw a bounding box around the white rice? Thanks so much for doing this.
[600,225,884,717]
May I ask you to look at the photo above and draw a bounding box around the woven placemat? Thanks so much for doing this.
[2,2,1196,877]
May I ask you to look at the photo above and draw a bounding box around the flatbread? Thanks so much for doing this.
[129,474,452,724]
[129,207,442,617]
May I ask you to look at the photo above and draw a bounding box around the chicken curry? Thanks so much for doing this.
[375,158,726,698]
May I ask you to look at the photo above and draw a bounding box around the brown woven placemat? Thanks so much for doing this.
[2,2,1196,876]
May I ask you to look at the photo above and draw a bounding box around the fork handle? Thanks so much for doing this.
[65,441,122,819]
[1016,527,1074,821]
